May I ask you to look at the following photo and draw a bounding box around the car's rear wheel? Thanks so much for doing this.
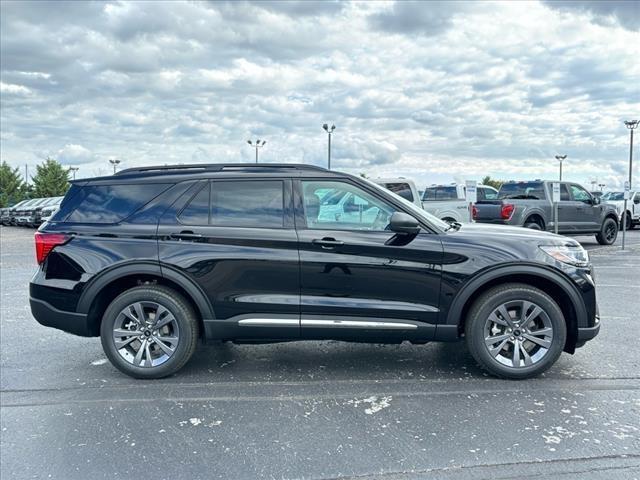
[595,217,618,245]
[100,285,199,379]
[523,221,542,230]
[623,212,634,230]
[465,283,566,379]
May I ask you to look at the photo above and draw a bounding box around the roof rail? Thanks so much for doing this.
[115,163,328,176]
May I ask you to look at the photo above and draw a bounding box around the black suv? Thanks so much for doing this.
[30,164,600,379]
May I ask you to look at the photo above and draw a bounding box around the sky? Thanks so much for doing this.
[1,0,638,190]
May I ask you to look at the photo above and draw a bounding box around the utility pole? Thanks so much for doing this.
[68,167,79,180]
[24,164,29,186]
[247,139,266,163]
[622,120,638,250]
[555,155,567,181]
[322,124,336,170]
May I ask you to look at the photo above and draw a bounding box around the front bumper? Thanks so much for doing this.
[29,297,92,337]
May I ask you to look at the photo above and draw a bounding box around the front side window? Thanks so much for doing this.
[302,180,394,231]
[570,185,591,203]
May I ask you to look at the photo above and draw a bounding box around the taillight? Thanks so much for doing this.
[472,205,478,219]
[501,203,515,220]
[35,232,70,264]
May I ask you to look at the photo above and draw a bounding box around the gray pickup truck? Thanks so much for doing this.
[474,180,620,245]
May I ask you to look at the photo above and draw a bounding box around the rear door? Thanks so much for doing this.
[295,178,443,342]
[157,178,300,340]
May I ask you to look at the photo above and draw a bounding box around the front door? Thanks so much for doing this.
[157,178,300,340]
[295,179,443,342]
[569,184,600,231]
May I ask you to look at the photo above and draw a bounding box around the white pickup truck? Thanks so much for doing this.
[421,183,499,223]
[604,191,639,230]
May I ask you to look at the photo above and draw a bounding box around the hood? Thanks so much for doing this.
[449,222,580,246]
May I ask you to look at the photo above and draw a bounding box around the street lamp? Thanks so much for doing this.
[109,159,121,174]
[68,167,79,180]
[247,139,266,163]
[322,123,336,170]
[598,183,606,191]
[555,155,567,181]
[622,120,638,250]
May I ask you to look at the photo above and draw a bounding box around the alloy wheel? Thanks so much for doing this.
[112,301,180,367]
[483,300,554,368]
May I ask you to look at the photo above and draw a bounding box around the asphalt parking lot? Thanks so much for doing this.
[1,226,639,480]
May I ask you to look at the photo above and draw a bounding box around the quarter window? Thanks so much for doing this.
[302,181,394,231]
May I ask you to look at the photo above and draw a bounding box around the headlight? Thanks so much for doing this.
[539,245,589,268]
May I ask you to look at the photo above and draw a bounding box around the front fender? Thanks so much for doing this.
[443,262,588,327]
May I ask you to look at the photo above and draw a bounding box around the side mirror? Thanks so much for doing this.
[389,212,420,235]
[634,197,639,205]
[593,196,601,205]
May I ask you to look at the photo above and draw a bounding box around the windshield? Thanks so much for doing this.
[363,178,449,232]
[603,192,631,201]
[498,182,546,200]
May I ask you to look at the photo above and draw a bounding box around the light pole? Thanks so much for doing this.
[68,167,79,180]
[247,139,266,163]
[322,123,336,170]
[555,155,567,181]
[622,120,638,250]
[598,183,606,192]
[109,159,121,174]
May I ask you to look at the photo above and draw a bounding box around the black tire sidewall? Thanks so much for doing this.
[597,218,618,245]
[466,285,566,379]
[100,286,198,379]
[524,222,542,230]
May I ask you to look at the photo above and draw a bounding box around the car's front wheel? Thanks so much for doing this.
[465,283,566,379]
[100,285,199,379]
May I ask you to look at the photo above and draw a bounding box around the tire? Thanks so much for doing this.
[623,212,634,231]
[595,217,618,245]
[100,285,199,379]
[465,283,566,379]
[523,221,542,230]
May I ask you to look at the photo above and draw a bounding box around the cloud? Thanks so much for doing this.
[542,0,640,31]
[0,0,638,190]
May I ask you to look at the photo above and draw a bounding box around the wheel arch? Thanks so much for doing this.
[523,213,545,229]
[445,264,587,353]
[77,262,214,337]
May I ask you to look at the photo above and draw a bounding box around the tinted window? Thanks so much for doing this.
[479,187,498,200]
[384,183,414,202]
[65,184,170,223]
[302,180,394,231]
[422,186,458,201]
[179,183,210,225]
[498,182,546,200]
[210,181,284,228]
[560,184,571,201]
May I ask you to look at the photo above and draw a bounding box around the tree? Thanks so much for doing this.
[481,176,504,190]
[31,158,70,198]
[0,161,27,207]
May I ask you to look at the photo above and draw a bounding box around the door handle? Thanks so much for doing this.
[312,238,345,249]
[170,231,203,240]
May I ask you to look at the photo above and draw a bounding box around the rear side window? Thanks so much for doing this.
[179,180,285,228]
[62,184,171,223]
[384,183,414,202]
[423,186,458,201]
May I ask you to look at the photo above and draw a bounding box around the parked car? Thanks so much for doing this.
[603,191,639,230]
[373,178,421,206]
[0,207,10,225]
[474,180,619,245]
[421,183,499,224]
[31,164,600,380]
[39,197,64,225]
[13,198,43,226]
[16,197,50,227]
[5,199,31,225]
